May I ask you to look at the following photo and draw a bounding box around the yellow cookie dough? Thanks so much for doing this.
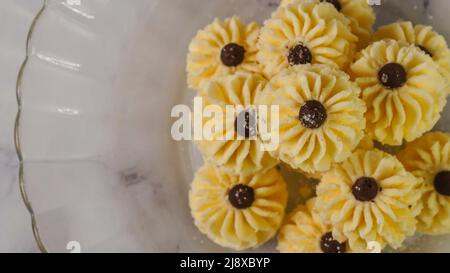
[186,16,261,89]
[350,40,447,146]
[189,164,288,250]
[281,0,375,50]
[195,73,279,176]
[375,21,450,90]
[397,132,450,235]
[258,64,366,174]
[297,135,375,183]
[277,198,349,253]
[257,0,357,78]
[316,149,422,252]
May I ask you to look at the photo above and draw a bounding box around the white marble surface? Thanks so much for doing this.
[0,0,449,253]
[0,0,43,252]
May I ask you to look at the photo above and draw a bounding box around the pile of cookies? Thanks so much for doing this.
[185,0,450,252]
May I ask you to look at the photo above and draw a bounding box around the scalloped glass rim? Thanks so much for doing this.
[17,0,450,252]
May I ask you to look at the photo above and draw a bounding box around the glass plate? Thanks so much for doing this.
[17,0,450,252]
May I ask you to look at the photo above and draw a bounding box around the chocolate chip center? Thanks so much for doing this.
[234,109,257,138]
[288,44,312,66]
[321,0,342,11]
[417,45,433,57]
[299,100,327,129]
[434,170,450,196]
[228,184,255,209]
[320,232,346,253]
[352,177,379,202]
[221,43,246,67]
[378,63,407,89]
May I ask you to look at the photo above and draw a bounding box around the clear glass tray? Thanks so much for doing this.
[17,0,450,252]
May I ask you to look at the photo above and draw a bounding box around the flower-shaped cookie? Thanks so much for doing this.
[316,149,422,251]
[257,0,357,78]
[278,198,349,253]
[350,40,447,145]
[189,164,288,250]
[281,0,375,50]
[187,16,261,89]
[375,21,450,90]
[195,73,278,176]
[398,132,450,235]
[258,64,366,174]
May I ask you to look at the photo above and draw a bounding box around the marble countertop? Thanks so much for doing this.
[0,0,43,252]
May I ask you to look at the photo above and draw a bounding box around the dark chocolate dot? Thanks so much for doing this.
[352,177,380,202]
[320,232,346,253]
[321,0,342,11]
[417,45,433,57]
[221,43,246,67]
[299,100,327,129]
[378,63,407,89]
[434,171,450,196]
[288,44,312,66]
[228,184,255,209]
[234,109,257,138]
